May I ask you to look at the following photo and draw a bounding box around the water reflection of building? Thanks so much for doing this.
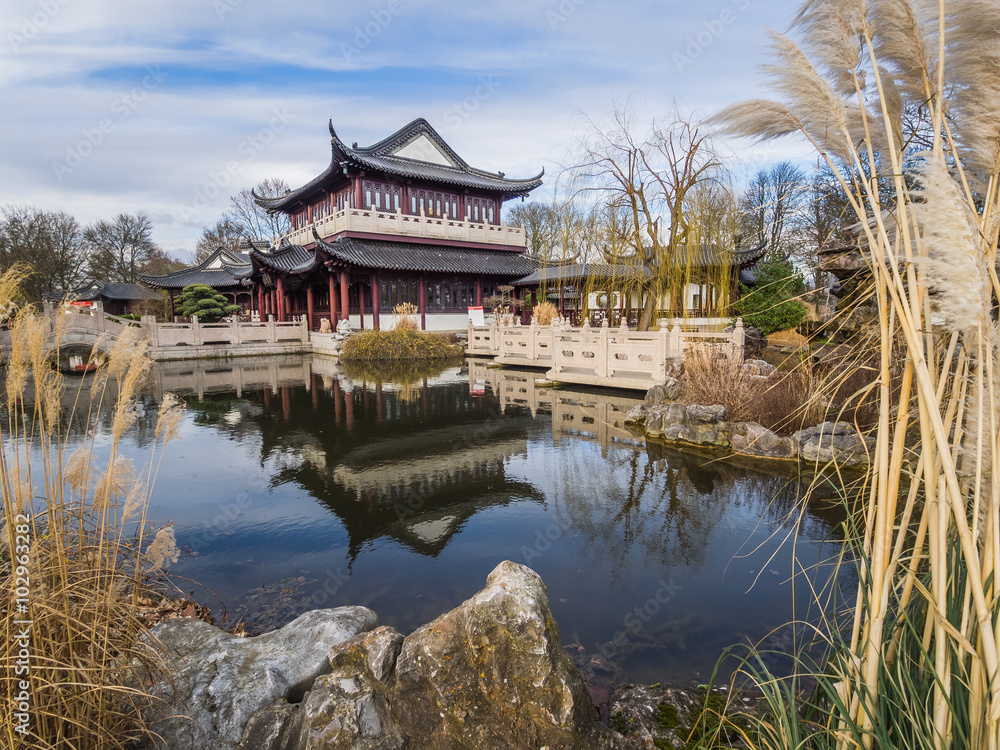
[467,359,644,457]
[161,356,544,559]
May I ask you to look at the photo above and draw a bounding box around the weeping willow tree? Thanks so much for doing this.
[710,0,1000,747]
[571,105,739,329]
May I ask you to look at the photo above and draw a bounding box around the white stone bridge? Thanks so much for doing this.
[0,303,312,364]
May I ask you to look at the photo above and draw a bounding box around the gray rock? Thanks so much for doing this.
[608,683,755,748]
[624,404,648,423]
[388,560,628,749]
[644,376,684,405]
[731,422,796,459]
[644,407,665,437]
[285,670,404,750]
[330,626,404,684]
[141,607,378,750]
[741,359,776,377]
[685,404,726,424]
[643,404,730,447]
[791,421,874,466]
[238,701,298,750]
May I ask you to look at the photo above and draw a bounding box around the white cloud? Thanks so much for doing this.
[0,0,807,257]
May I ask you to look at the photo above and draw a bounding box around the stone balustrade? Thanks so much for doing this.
[282,206,526,248]
[466,317,745,391]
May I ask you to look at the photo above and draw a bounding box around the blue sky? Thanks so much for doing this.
[1,0,813,261]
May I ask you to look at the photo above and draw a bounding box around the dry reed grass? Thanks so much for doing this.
[532,301,558,325]
[712,0,1000,747]
[1,273,185,749]
[392,302,419,333]
[683,350,826,434]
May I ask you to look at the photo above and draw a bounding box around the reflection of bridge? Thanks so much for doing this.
[149,356,318,400]
[468,360,644,456]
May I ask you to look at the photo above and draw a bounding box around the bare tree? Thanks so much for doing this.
[572,106,724,329]
[0,205,86,300]
[195,216,243,262]
[794,164,852,290]
[505,201,557,259]
[740,161,807,257]
[224,177,291,242]
[84,212,160,284]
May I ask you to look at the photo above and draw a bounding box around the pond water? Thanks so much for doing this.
[57,355,854,689]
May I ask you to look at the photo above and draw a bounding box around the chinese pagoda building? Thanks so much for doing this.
[245,118,544,330]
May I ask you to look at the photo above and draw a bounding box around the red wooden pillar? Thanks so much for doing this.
[475,279,482,306]
[329,273,338,324]
[257,284,264,318]
[419,274,426,331]
[339,270,349,327]
[371,272,380,330]
[358,278,365,330]
[306,284,315,331]
[355,178,363,211]
[276,277,287,322]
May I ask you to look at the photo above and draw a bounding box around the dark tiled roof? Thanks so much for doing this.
[45,282,162,302]
[249,242,322,274]
[138,246,251,290]
[511,243,768,286]
[314,236,537,277]
[255,118,543,212]
[512,264,651,286]
[141,268,248,289]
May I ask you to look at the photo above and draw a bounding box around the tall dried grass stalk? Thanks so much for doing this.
[714,0,1000,747]
[1,276,184,749]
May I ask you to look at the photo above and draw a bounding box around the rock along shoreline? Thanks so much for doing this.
[625,374,874,469]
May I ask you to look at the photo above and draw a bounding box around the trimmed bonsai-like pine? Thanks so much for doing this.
[174,284,240,322]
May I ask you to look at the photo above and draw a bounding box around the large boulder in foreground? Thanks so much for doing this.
[389,560,628,749]
[142,607,378,750]
[281,626,406,749]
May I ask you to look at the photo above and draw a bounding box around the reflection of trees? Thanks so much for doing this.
[541,439,846,583]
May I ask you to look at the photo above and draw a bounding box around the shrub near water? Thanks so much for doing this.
[1,268,185,749]
[340,329,462,361]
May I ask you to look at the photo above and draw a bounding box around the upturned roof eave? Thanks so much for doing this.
[255,118,544,213]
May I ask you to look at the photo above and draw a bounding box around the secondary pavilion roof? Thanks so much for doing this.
[44,281,162,303]
[139,246,254,290]
[252,118,545,213]
[511,242,769,287]
[248,235,538,278]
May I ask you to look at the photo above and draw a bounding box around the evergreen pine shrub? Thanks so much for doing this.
[173,284,240,322]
